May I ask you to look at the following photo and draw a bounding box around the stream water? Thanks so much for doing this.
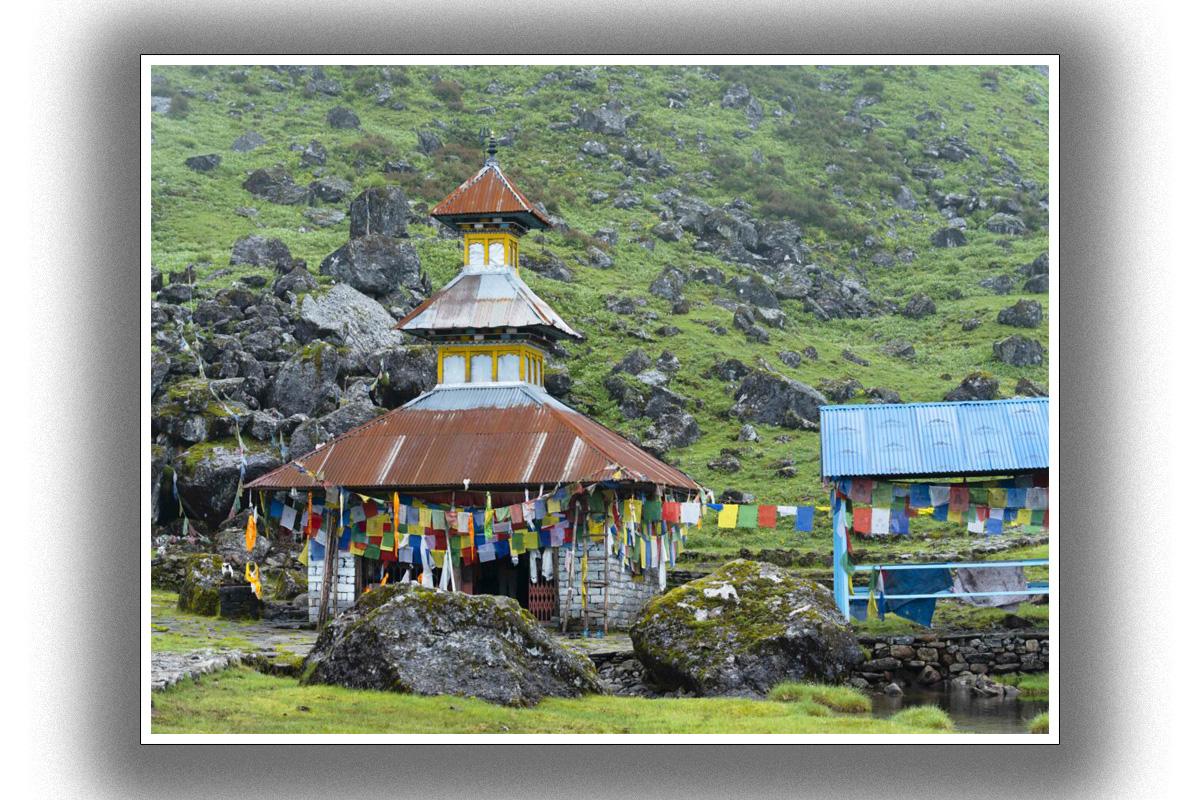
[871,686,1048,734]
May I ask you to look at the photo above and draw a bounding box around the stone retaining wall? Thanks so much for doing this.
[851,629,1049,690]
[557,540,661,630]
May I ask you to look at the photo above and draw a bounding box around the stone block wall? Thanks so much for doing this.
[306,549,356,623]
[851,630,1050,690]
[557,540,661,630]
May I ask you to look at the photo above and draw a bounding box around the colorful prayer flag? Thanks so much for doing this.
[757,504,777,528]
[794,505,815,532]
[717,504,738,529]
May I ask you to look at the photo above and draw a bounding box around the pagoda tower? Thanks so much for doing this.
[397,136,580,387]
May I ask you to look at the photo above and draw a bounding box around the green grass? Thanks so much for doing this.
[851,601,1048,634]
[151,667,955,734]
[151,63,1049,513]
[1028,711,1050,734]
[766,681,872,713]
[889,705,955,731]
[1008,672,1049,699]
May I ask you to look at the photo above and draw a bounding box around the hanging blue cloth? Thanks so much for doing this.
[881,567,953,627]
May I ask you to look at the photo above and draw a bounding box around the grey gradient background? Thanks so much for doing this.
[22,0,1184,797]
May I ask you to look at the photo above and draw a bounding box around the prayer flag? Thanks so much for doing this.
[932,504,949,521]
[794,505,815,532]
[280,505,297,531]
[431,509,446,531]
[1016,508,1033,525]
[850,478,873,503]
[929,486,951,508]
[889,506,910,535]
[776,505,797,517]
[757,504,777,528]
[662,501,681,524]
[909,484,932,509]
[949,487,969,513]
[870,507,890,535]
[988,488,1008,508]
[736,504,758,529]
[969,488,988,506]
[717,504,738,528]
[1006,488,1027,509]
[872,482,892,507]
[642,500,663,524]
[852,506,872,533]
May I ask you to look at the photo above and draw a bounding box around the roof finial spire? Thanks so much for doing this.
[485,130,498,165]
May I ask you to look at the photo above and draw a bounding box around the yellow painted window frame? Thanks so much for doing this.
[462,232,519,270]
[437,343,544,385]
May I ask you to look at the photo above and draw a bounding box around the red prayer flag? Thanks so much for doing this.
[757,504,777,528]
[662,502,681,524]
[509,503,524,526]
[852,506,872,533]
[949,486,969,512]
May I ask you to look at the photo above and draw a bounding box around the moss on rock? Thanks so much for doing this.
[630,559,863,696]
[177,553,225,616]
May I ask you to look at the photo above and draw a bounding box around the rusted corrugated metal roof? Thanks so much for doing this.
[430,162,551,229]
[395,265,581,340]
[247,384,699,492]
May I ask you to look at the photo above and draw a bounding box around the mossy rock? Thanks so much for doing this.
[630,559,863,696]
[177,553,225,616]
[268,568,307,601]
[301,583,602,706]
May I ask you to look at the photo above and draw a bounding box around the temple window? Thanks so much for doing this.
[470,353,493,383]
[442,354,466,384]
[497,353,520,382]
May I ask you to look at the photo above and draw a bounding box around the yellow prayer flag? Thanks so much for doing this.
[717,504,738,528]
[418,508,433,529]
[1016,508,1032,525]
[988,488,1008,508]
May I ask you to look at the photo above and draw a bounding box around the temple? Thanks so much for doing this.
[248,142,702,631]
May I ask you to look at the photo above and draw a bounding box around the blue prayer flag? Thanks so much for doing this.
[1006,488,1027,509]
[794,506,815,532]
[269,499,284,519]
[495,540,510,559]
[909,484,932,509]
[985,518,1003,535]
[932,504,949,521]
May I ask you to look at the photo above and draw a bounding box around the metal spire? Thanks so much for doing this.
[485,130,498,165]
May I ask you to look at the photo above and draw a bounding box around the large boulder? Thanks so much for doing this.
[243,166,308,205]
[368,346,437,408]
[931,227,967,248]
[771,264,877,320]
[297,283,406,362]
[349,186,410,238]
[269,343,342,417]
[173,444,282,527]
[576,103,631,136]
[944,372,1000,401]
[300,584,602,706]
[230,235,296,272]
[319,235,422,297]
[993,335,1044,366]
[997,299,1043,328]
[902,293,936,319]
[289,399,384,455]
[630,560,864,696]
[648,266,687,304]
[731,370,827,429]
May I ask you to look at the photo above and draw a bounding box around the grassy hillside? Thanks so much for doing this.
[150,63,1049,513]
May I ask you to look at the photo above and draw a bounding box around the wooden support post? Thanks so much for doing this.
[317,488,339,628]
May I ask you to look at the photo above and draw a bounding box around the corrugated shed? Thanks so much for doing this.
[430,162,551,229]
[247,385,699,492]
[395,266,581,340]
[819,398,1049,479]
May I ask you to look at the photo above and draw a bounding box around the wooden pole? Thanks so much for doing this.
[317,488,339,628]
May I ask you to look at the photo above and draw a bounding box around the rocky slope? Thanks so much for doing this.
[150,64,1050,531]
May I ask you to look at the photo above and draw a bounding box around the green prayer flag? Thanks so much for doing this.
[871,481,892,507]
[736,503,759,528]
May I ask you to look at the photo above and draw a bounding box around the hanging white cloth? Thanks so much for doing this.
[541,547,554,582]
[530,549,540,584]
[420,538,434,588]
[657,536,667,591]
[438,550,452,592]
[400,569,412,584]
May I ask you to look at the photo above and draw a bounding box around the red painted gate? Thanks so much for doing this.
[528,579,558,623]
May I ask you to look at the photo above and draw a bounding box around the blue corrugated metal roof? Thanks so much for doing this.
[819,398,1049,479]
